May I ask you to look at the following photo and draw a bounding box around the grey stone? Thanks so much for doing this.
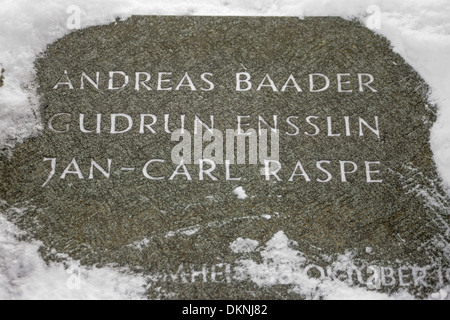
[0,16,449,299]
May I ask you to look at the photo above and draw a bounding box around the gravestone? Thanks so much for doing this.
[1,16,449,299]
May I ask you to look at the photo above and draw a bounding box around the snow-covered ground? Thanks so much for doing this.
[0,212,146,299]
[0,0,449,300]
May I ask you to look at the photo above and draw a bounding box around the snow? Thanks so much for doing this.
[166,226,201,238]
[0,0,450,300]
[233,231,416,300]
[0,214,146,300]
[233,187,248,200]
[431,289,448,300]
[127,238,151,251]
[230,238,260,253]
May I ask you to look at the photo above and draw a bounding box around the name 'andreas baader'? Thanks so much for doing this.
[52,70,377,93]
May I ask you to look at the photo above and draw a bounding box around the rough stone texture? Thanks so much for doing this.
[0,68,4,87]
[0,16,449,299]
